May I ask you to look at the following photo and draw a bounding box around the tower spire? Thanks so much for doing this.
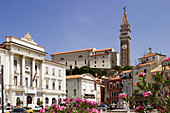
[121,6,129,25]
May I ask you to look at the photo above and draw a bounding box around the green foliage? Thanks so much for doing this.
[66,66,107,76]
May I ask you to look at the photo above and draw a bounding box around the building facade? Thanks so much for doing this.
[66,73,97,102]
[0,33,66,107]
[132,48,166,104]
[106,76,122,104]
[51,48,119,70]
[121,70,132,95]
[119,7,131,68]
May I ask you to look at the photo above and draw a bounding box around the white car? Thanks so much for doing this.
[28,104,42,111]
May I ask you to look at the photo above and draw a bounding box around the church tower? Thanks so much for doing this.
[120,6,131,67]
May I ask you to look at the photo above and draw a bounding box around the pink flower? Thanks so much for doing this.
[119,93,127,99]
[51,109,55,113]
[134,106,144,112]
[142,91,152,97]
[147,105,151,108]
[160,108,165,112]
[134,83,137,87]
[152,73,155,77]
[159,71,161,75]
[164,57,170,61]
[40,109,45,113]
[139,72,146,77]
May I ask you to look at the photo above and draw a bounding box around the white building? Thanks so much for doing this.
[66,73,97,102]
[51,48,119,69]
[0,33,66,107]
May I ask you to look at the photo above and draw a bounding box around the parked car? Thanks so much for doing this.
[4,107,11,113]
[18,106,33,113]
[97,104,109,111]
[28,104,42,111]
[10,108,28,113]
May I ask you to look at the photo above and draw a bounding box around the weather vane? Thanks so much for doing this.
[123,6,126,11]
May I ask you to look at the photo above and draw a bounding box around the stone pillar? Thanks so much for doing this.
[32,58,35,87]
[9,52,14,85]
[22,56,25,87]
[40,60,44,89]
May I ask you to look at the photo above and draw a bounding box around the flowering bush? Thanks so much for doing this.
[40,98,100,113]
[119,57,170,113]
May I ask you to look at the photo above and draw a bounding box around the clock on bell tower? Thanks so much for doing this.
[119,6,131,68]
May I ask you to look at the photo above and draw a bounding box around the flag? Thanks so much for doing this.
[32,73,37,82]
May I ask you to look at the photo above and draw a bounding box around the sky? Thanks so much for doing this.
[0,0,169,66]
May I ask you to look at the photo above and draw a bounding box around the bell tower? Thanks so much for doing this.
[120,6,131,67]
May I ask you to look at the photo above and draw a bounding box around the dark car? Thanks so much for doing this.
[10,108,28,113]
[97,104,109,111]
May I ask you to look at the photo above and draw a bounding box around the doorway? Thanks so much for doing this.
[27,96,32,105]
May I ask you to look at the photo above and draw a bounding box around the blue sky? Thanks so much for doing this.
[0,0,169,66]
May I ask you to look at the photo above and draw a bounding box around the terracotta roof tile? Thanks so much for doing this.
[138,53,166,60]
[94,48,113,52]
[122,70,132,73]
[51,48,94,55]
[151,66,170,72]
[66,75,82,79]
[133,61,157,68]
[108,76,122,81]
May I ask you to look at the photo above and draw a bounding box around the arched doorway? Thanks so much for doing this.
[16,97,20,106]
[27,96,32,105]
[45,97,49,105]
[52,98,56,104]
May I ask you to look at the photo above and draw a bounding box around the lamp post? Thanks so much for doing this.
[1,65,4,113]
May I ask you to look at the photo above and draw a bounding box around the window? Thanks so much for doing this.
[144,69,147,73]
[25,78,28,87]
[116,92,119,97]
[85,60,86,64]
[136,70,138,75]
[14,76,17,86]
[95,57,96,59]
[46,80,49,89]
[37,98,40,105]
[94,61,96,64]
[52,98,56,104]
[112,61,114,63]
[103,56,104,58]
[14,60,17,69]
[146,58,148,61]
[46,67,48,74]
[16,97,20,106]
[70,65,72,69]
[60,57,64,60]
[35,65,38,73]
[59,70,61,77]
[75,61,77,65]
[111,92,114,97]
[78,55,83,58]
[74,89,76,96]
[52,68,55,75]
[116,82,119,89]
[109,82,112,89]
[66,62,67,65]
[59,82,61,90]
[45,97,49,104]
[114,92,116,97]
[94,65,96,67]
[153,56,155,59]
[102,60,104,63]
[36,79,38,87]
[74,82,76,86]
[52,81,55,90]
[102,65,104,67]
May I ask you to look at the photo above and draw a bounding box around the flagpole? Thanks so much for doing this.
[1,65,4,113]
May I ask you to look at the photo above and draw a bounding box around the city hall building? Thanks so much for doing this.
[0,33,66,107]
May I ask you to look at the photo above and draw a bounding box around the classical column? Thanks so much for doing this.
[40,60,44,89]
[22,56,25,87]
[32,58,35,87]
[9,52,14,85]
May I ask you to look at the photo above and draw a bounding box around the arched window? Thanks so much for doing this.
[45,97,49,104]
[78,55,83,58]
[37,98,40,105]
[60,58,64,60]
[52,98,56,104]
[16,97,20,106]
